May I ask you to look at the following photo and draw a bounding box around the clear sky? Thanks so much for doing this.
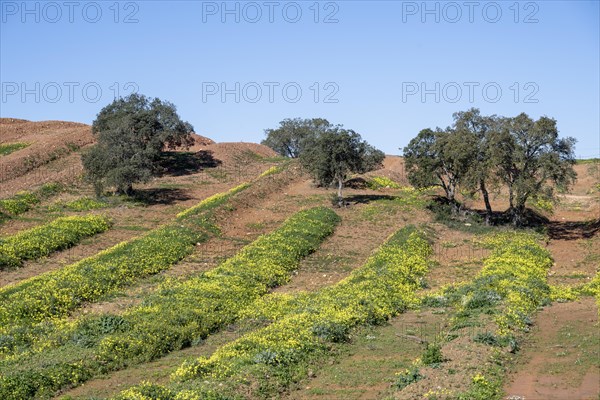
[1,0,598,156]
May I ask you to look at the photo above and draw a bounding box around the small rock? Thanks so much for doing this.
[308,369,316,378]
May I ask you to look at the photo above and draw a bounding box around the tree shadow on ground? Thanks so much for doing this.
[434,196,600,240]
[546,218,600,240]
[344,194,398,205]
[130,188,192,206]
[157,150,222,177]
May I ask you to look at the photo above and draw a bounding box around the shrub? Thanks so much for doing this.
[393,367,423,389]
[422,343,443,365]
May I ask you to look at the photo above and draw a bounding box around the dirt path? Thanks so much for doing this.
[504,298,599,400]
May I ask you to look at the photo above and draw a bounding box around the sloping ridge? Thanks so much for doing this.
[0,118,277,196]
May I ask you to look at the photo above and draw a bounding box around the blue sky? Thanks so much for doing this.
[1,0,599,156]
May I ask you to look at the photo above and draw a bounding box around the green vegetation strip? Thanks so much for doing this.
[0,207,339,400]
[0,142,29,156]
[0,183,250,332]
[393,232,555,400]
[176,183,249,219]
[0,215,112,270]
[0,183,63,222]
[367,175,401,189]
[453,232,552,337]
[55,197,110,212]
[579,272,600,317]
[114,226,432,399]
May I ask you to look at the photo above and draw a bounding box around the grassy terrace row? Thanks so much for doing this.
[0,214,111,270]
[114,225,432,400]
[446,232,553,336]
[389,232,554,400]
[0,182,251,333]
[0,207,340,400]
[0,142,30,156]
[0,182,63,223]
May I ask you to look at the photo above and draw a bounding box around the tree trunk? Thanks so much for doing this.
[337,177,344,207]
[480,179,493,225]
[446,186,461,214]
[117,183,134,197]
[512,204,526,227]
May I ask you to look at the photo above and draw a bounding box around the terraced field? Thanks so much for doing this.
[0,120,598,400]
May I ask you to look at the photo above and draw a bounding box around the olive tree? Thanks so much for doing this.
[491,113,576,226]
[300,127,384,206]
[452,108,499,224]
[82,94,194,195]
[261,118,331,158]
[403,127,476,210]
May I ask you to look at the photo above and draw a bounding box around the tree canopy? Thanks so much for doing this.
[403,108,576,226]
[300,126,385,206]
[261,118,332,158]
[82,94,194,195]
[490,113,576,225]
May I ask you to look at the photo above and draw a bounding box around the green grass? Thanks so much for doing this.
[0,215,112,270]
[0,143,29,156]
[53,197,110,212]
[0,183,64,222]
[140,226,432,399]
[0,208,340,400]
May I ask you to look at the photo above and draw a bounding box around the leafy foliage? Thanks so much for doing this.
[300,127,384,204]
[262,118,331,158]
[82,94,194,195]
[403,108,577,225]
[490,113,576,225]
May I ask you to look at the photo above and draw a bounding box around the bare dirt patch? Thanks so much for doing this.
[504,298,599,400]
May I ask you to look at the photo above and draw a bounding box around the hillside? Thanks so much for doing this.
[0,119,597,400]
[0,118,269,197]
